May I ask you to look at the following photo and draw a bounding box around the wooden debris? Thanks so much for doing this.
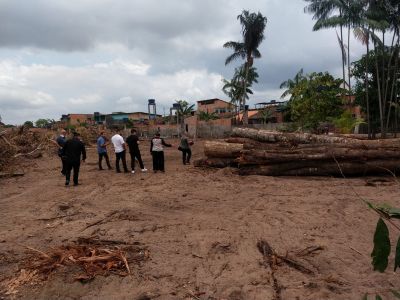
[295,245,325,257]
[257,240,320,300]
[3,240,150,295]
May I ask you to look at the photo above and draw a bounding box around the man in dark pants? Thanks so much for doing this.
[111,128,128,173]
[126,129,147,174]
[56,129,67,175]
[179,133,192,165]
[97,131,112,170]
[63,132,86,186]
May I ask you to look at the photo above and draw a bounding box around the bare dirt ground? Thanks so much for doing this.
[0,139,399,300]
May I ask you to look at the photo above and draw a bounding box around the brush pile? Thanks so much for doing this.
[194,128,400,176]
[2,239,149,296]
[0,127,56,171]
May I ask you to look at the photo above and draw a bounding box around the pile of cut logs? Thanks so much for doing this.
[194,128,400,176]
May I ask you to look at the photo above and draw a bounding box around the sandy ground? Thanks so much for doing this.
[0,139,399,300]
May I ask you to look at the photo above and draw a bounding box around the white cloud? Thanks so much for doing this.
[0,59,228,124]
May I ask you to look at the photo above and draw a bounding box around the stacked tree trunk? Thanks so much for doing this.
[193,141,243,168]
[194,128,400,176]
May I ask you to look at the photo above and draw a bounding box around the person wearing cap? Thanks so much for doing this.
[111,128,128,173]
[97,131,112,170]
[150,133,172,173]
[126,129,147,174]
[55,129,67,175]
[62,132,86,186]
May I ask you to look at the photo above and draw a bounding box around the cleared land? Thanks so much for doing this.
[0,140,399,299]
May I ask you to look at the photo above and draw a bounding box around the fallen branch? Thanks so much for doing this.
[13,144,43,158]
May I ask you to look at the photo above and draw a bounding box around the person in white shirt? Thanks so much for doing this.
[111,128,128,173]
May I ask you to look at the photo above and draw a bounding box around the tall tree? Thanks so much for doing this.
[222,65,259,122]
[280,68,306,98]
[175,100,195,134]
[224,10,267,125]
[304,0,365,91]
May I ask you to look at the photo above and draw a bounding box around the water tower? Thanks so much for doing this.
[148,99,157,120]
[170,103,181,124]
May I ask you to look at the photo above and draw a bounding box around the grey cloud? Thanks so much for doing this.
[0,0,367,124]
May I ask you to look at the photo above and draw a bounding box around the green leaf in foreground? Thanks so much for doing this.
[362,293,368,300]
[371,218,391,272]
[392,290,400,299]
[375,295,382,300]
[395,237,400,272]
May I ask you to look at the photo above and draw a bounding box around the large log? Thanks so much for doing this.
[204,141,243,158]
[239,148,400,165]
[239,159,400,176]
[193,157,237,168]
[232,127,400,147]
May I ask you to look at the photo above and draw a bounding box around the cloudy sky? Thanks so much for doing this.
[0,0,365,124]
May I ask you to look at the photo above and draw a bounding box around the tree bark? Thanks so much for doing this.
[204,141,243,158]
[366,36,371,139]
[193,157,236,168]
[232,128,400,147]
[239,159,400,177]
[239,148,400,165]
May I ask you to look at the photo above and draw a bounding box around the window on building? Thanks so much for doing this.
[215,108,227,114]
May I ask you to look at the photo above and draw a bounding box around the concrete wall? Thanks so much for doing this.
[68,114,93,126]
[184,116,232,138]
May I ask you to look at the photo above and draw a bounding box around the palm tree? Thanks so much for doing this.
[279,68,306,98]
[260,108,274,125]
[198,111,219,122]
[223,10,267,125]
[304,0,347,86]
[223,65,258,123]
[175,100,195,134]
[304,0,365,92]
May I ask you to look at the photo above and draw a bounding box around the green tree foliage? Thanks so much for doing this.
[198,111,219,122]
[280,68,305,98]
[175,100,195,120]
[259,108,274,124]
[371,218,391,272]
[223,10,267,124]
[363,202,400,299]
[35,118,55,128]
[304,0,364,90]
[222,65,259,110]
[332,110,365,134]
[23,121,34,128]
[175,100,195,134]
[281,71,345,131]
[353,47,400,135]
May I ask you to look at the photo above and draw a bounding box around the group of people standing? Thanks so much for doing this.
[56,128,193,186]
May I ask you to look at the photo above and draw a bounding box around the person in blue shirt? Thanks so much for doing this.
[97,131,112,170]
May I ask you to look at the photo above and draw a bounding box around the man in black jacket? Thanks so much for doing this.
[62,132,86,186]
[126,129,147,174]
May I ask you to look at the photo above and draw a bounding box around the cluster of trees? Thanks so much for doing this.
[22,119,55,129]
[281,70,347,131]
[304,0,400,138]
[222,10,268,125]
